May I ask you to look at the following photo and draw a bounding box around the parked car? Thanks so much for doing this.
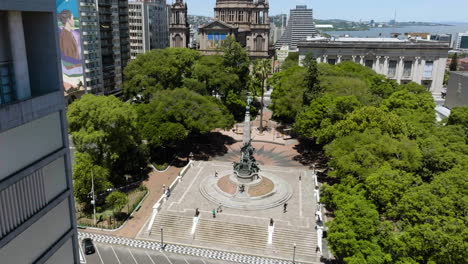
[82,238,95,255]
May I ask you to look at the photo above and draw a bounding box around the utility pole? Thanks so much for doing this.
[91,171,96,225]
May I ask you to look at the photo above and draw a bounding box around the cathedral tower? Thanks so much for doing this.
[169,0,190,48]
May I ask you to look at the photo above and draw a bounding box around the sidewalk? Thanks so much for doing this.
[82,165,182,238]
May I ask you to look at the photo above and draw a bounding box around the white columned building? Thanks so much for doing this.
[298,37,450,96]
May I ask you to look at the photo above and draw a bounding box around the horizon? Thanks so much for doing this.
[179,0,468,24]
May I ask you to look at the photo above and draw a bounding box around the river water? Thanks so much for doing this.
[327,23,468,45]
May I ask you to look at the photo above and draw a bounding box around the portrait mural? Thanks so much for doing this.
[57,0,84,91]
[207,33,227,49]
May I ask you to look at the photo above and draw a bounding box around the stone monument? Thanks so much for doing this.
[200,95,293,210]
[233,94,260,182]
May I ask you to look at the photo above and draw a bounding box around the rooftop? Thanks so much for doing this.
[298,37,451,49]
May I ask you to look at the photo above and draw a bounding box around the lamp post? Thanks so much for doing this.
[160,227,164,250]
[91,171,96,225]
[293,243,297,264]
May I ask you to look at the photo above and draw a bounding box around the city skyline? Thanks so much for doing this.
[179,0,468,23]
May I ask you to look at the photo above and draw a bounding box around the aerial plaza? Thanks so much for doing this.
[138,96,323,264]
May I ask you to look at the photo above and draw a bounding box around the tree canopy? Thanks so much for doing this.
[137,88,235,148]
[271,59,468,263]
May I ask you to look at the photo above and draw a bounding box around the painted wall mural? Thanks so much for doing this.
[57,0,84,91]
[207,33,227,49]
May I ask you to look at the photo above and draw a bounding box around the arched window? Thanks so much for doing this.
[255,35,264,51]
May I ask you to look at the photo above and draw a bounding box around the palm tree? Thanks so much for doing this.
[253,59,272,132]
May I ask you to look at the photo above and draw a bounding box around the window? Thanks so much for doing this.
[328,59,336,65]
[403,61,413,78]
[255,35,264,51]
[0,62,15,105]
[365,60,373,68]
[388,60,397,78]
[424,61,434,78]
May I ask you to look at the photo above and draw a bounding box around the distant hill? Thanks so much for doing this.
[188,15,213,26]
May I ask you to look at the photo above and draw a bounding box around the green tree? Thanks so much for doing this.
[295,95,361,139]
[106,191,128,214]
[137,88,235,148]
[447,106,468,136]
[365,165,421,214]
[302,52,322,105]
[73,152,112,204]
[449,53,458,71]
[253,59,272,131]
[123,48,201,101]
[325,129,422,180]
[67,95,144,178]
[281,52,299,70]
[192,55,239,97]
[221,36,250,92]
[270,66,307,123]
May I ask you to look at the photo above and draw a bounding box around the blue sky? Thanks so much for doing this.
[176,0,468,23]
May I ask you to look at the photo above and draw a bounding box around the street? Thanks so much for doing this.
[80,241,236,264]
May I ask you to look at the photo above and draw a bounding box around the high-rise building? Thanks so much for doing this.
[276,5,317,50]
[97,0,130,94]
[128,0,169,60]
[456,32,468,50]
[62,0,130,96]
[0,0,78,263]
[79,0,104,95]
[169,0,190,48]
[198,0,271,58]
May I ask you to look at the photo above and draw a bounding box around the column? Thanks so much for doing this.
[396,56,405,84]
[337,55,342,64]
[323,55,328,64]
[8,11,31,100]
[359,55,365,65]
[351,55,357,63]
[374,56,381,73]
[413,57,422,84]
[383,56,389,76]
[316,57,322,63]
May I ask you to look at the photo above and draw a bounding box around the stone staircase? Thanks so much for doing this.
[151,213,193,243]
[151,213,320,263]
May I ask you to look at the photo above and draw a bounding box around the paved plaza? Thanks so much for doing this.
[138,161,320,264]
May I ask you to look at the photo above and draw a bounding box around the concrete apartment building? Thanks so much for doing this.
[65,0,130,96]
[128,0,169,60]
[0,0,78,263]
[445,71,468,108]
[298,37,450,96]
[275,5,317,50]
[98,0,130,94]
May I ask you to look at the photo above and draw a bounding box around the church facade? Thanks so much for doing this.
[198,0,270,58]
[169,0,190,48]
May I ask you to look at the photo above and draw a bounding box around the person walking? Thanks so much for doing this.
[215,171,218,178]
[212,209,216,218]
[270,218,274,226]
[283,203,288,213]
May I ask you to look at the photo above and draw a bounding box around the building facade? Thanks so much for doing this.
[128,0,169,60]
[198,0,270,58]
[97,0,130,94]
[298,38,450,95]
[169,0,190,48]
[0,1,78,263]
[456,32,468,50]
[445,71,468,109]
[275,5,317,50]
[79,0,104,95]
